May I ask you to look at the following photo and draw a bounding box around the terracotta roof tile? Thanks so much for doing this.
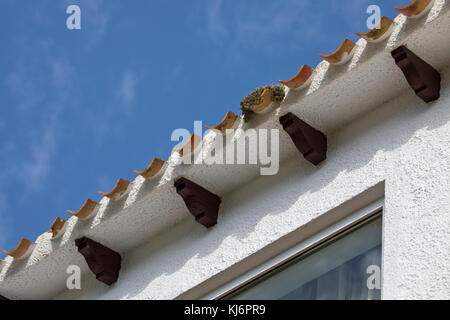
[319,39,356,64]
[133,157,166,179]
[279,65,314,89]
[2,239,35,260]
[98,178,131,200]
[67,198,98,220]
[250,88,273,113]
[356,16,395,43]
[48,217,67,239]
[205,112,239,133]
[395,0,435,18]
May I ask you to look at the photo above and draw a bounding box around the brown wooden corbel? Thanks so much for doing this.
[279,112,327,165]
[174,178,221,228]
[391,46,441,103]
[75,237,121,286]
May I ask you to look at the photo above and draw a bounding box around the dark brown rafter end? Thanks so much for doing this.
[280,112,327,166]
[175,178,221,228]
[392,45,441,103]
[75,237,122,286]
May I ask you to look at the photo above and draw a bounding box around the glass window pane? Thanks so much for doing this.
[224,213,382,300]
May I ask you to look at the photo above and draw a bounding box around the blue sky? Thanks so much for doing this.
[0,0,401,256]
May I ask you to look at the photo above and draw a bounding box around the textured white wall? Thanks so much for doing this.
[55,65,450,300]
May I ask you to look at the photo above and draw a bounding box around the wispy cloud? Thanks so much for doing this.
[0,193,7,216]
[162,65,182,96]
[6,61,45,112]
[50,58,76,88]
[119,70,137,112]
[200,0,373,57]
[201,0,311,51]
[18,117,58,190]
[331,0,372,30]
[88,69,139,145]
[20,57,77,190]
[3,38,77,191]
[85,0,109,35]
[0,193,10,250]
[63,0,110,49]
[96,174,112,193]
[206,0,227,40]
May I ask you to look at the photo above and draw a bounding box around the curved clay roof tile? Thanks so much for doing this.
[98,178,131,200]
[356,16,394,43]
[250,88,273,113]
[67,198,99,220]
[278,65,314,89]
[49,217,67,239]
[2,238,35,260]
[395,0,435,18]
[133,157,166,179]
[205,112,239,133]
[319,39,356,65]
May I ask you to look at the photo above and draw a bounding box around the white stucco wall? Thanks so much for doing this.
[54,64,450,300]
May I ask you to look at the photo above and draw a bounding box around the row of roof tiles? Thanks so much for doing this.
[0,0,436,267]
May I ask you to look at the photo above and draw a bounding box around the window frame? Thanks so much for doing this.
[201,198,384,300]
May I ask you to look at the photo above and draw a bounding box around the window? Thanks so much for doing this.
[223,212,382,300]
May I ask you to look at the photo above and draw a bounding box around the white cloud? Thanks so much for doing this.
[0,193,9,250]
[206,0,227,40]
[162,65,182,96]
[83,0,109,42]
[62,0,111,50]
[87,69,139,145]
[200,0,374,56]
[119,70,137,112]
[19,120,57,190]
[202,0,310,50]
[331,0,372,30]
[96,174,112,193]
[51,58,75,88]
[6,63,45,112]
[4,39,77,191]
[0,193,7,215]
